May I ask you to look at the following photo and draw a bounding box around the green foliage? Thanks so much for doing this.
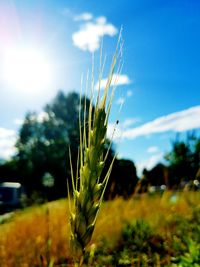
[91,220,167,266]
[0,88,138,203]
[108,159,138,199]
[165,207,200,266]
[171,240,200,267]
[116,220,168,266]
[169,207,200,253]
[42,172,55,188]
[91,207,200,266]
[120,220,153,252]
[11,91,91,199]
[165,133,200,187]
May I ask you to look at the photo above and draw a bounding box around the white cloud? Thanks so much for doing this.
[127,90,133,97]
[0,140,17,159]
[0,127,17,159]
[107,117,138,140]
[74,12,93,21]
[120,105,200,140]
[137,152,164,175]
[107,122,122,140]
[14,118,23,126]
[115,88,133,106]
[96,74,131,90]
[72,16,118,52]
[122,118,139,128]
[147,146,159,154]
[116,97,125,106]
[61,9,92,21]
[0,128,15,139]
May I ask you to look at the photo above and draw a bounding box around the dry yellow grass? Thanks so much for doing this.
[93,191,200,246]
[0,200,69,267]
[0,191,199,266]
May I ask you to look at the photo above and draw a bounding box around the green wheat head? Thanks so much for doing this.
[68,33,123,265]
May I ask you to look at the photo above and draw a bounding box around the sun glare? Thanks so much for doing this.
[3,47,51,94]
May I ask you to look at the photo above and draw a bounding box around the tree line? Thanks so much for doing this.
[138,133,200,192]
[0,91,199,202]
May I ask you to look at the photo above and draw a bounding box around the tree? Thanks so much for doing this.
[106,158,138,199]
[141,163,169,190]
[165,133,200,187]
[0,90,139,200]
[13,91,89,199]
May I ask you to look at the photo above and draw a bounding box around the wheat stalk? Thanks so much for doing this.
[68,33,123,266]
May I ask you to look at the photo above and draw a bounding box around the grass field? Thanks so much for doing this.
[0,191,199,266]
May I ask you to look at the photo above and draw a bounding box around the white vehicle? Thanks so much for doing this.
[0,182,24,213]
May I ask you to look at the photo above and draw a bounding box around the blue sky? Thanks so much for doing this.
[0,0,200,174]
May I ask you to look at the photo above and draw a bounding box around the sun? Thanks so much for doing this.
[3,46,51,94]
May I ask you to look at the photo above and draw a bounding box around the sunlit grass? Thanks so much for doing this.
[0,200,69,266]
[0,192,199,266]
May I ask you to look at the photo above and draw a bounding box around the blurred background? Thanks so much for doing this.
[0,1,200,266]
[0,0,200,201]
